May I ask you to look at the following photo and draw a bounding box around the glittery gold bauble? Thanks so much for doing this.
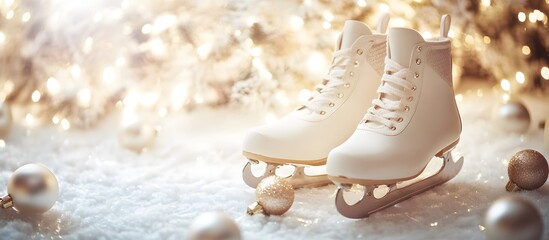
[188,212,241,240]
[0,102,12,138]
[484,195,543,240]
[494,101,530,134]
[247,176,294,216]
[506,149,548,191]
[4,164,59,214]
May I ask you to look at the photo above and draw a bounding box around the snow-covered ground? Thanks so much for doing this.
[0,83,548,239]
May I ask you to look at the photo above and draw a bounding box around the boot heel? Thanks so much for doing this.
[435,139,459,157]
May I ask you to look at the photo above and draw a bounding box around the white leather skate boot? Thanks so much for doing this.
[242,14,391,188]
[327,15,464,218]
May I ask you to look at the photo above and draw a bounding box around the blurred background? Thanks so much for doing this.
[0,1,548,239]
[0,0,547,129]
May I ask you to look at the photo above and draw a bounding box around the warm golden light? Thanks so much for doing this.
[32,90,41,102]
[500,79,510,91]
[518,12,526,22]
[197,43,212,59]
[521,45,530,55]
[541,66,549,80]
[290,15,304,30]
[515,72,525,84]
[21,12,31,22]
[47,77,60,94]
[483,36,491,44]
[528,12,536,23]
[61,118,70,130]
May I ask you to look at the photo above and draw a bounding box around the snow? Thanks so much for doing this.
[0,83,548,239]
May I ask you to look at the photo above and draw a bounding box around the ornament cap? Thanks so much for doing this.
[246,202,264,216]
[505,181,521,192]
[1,195,13,209]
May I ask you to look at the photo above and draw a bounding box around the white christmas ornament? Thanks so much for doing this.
[187,212,241,240]
[494,100,530,134]
[1,164,59,214]
[118,121,157,152]
[484,196,543,240]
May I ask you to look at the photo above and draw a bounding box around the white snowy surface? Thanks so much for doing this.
[0,83,548,240]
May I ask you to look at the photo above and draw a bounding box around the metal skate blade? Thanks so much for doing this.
[242,161,277,188]
[242,161,332,189]
[335,153,464,218]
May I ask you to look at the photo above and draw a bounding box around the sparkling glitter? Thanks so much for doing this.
[255,176,294,215]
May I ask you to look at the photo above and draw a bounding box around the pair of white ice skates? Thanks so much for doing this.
[242,14,463,218]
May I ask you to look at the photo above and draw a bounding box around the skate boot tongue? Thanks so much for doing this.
[364,28,425,129]
[340,20,372,49]
[388,28,425,67]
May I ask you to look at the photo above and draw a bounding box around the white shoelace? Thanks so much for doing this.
[300,49,351,114]
[364,57,415,129]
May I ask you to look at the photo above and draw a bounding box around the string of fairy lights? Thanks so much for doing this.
[0,0,547,130]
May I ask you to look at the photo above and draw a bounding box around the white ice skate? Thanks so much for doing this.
[327,15,464,218]
[242,14,391,188]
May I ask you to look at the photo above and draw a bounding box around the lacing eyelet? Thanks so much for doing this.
[356,49,363,55]
[417,46,422,52]
[415,58,421,65]
[397,117,403,123]
[349,71,354,77]
[404,106,410,112]
[320,111,326,115]
[354,61,359,67]
[408,96,414,102]
[329,103,335,107]
[414,73,419,78]
[390,126,397,131]
[412,86,417,91]
[338,93,344,98]
[344,82,351,88]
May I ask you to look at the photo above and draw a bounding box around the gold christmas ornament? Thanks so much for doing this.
[1,164,59,214]
[506,149,548,191]
[494,101,530,134]
[118,121,157,152]
[247,175,294,216]
[484,195,543,240]
[187,212,241,240]
[0,102,12,138]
